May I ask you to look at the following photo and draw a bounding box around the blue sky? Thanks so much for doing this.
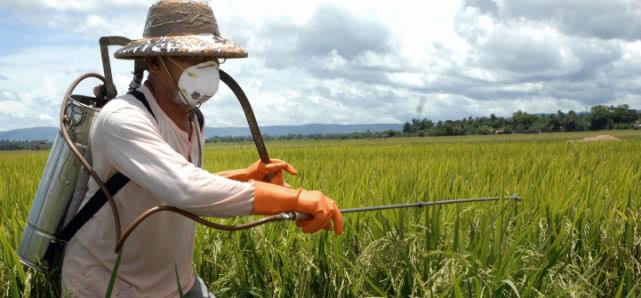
[1,0,640,131]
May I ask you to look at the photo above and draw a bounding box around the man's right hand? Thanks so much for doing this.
[251,181,343,235]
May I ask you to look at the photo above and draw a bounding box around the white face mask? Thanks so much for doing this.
[162,58,220,107]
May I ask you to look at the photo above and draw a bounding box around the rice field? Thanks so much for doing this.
[1,130,641,297]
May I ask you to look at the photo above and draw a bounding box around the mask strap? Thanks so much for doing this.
[159,56,191,107]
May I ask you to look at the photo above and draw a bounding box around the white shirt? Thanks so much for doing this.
[61,85,255,297]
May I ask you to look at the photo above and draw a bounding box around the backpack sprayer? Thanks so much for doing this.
[18,35,522,272]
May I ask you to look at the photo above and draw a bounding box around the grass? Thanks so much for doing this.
[1,130,641,297]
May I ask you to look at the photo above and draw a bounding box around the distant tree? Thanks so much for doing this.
[590,105,612,130]
[612,104,637,124]
[562,110,588,131]
[512,111,538,132]
[490,113,508,129]
[477,125,494,135]
[402,122,413,133]
[383,130,398,137]
[533,117,551,132]
[547,110,563,132]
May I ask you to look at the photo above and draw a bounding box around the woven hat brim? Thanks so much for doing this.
[114,34,247,59]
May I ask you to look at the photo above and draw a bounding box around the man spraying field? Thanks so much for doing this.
[18,1,521,297]
[59,1,342,296]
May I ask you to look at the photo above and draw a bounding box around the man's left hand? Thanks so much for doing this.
[216,158,298,187]
[245,158,297,187]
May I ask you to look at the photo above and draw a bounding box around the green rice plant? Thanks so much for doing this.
[1,131,640,296]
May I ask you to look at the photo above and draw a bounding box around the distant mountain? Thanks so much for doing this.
[0,124,402,141]
[0,127,58,142]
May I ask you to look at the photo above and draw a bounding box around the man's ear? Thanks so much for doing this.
[145,57,161,74]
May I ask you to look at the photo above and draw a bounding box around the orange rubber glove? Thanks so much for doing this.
[251,180,343,234]
[216,158,297,187]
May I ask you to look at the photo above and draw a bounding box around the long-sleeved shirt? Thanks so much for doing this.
[61,84,255,297]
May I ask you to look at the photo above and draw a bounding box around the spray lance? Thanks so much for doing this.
[115,195,521,251]
[19,36,522,272]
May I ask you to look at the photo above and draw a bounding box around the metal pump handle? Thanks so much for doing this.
[99,37,131,101]
[218,70,271,164]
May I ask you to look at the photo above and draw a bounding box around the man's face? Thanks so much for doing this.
[163,56,219,83]
[149,56,219,106]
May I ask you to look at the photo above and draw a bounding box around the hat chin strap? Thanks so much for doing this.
[158,56,192,108]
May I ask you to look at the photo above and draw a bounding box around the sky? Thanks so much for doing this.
[0,0,640,130]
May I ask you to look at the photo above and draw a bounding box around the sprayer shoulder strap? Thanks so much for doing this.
[129,90,157,121]
[57,173,130,242]
[57,91,159,243]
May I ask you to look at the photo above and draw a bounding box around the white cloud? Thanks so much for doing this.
[495,0,641,40]
[0,89,19,101]
[0,0,149,13]
[0,0,640,130]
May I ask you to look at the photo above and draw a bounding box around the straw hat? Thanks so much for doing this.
[115,0,247,59]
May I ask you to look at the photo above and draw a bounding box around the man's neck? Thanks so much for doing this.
[145,80,192,134]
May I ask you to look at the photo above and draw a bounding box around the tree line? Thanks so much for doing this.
[0,140,52,151]
[1,105,639,149]
[402,104,640,136]
[207,104,639,143]
[206,130,400,143]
